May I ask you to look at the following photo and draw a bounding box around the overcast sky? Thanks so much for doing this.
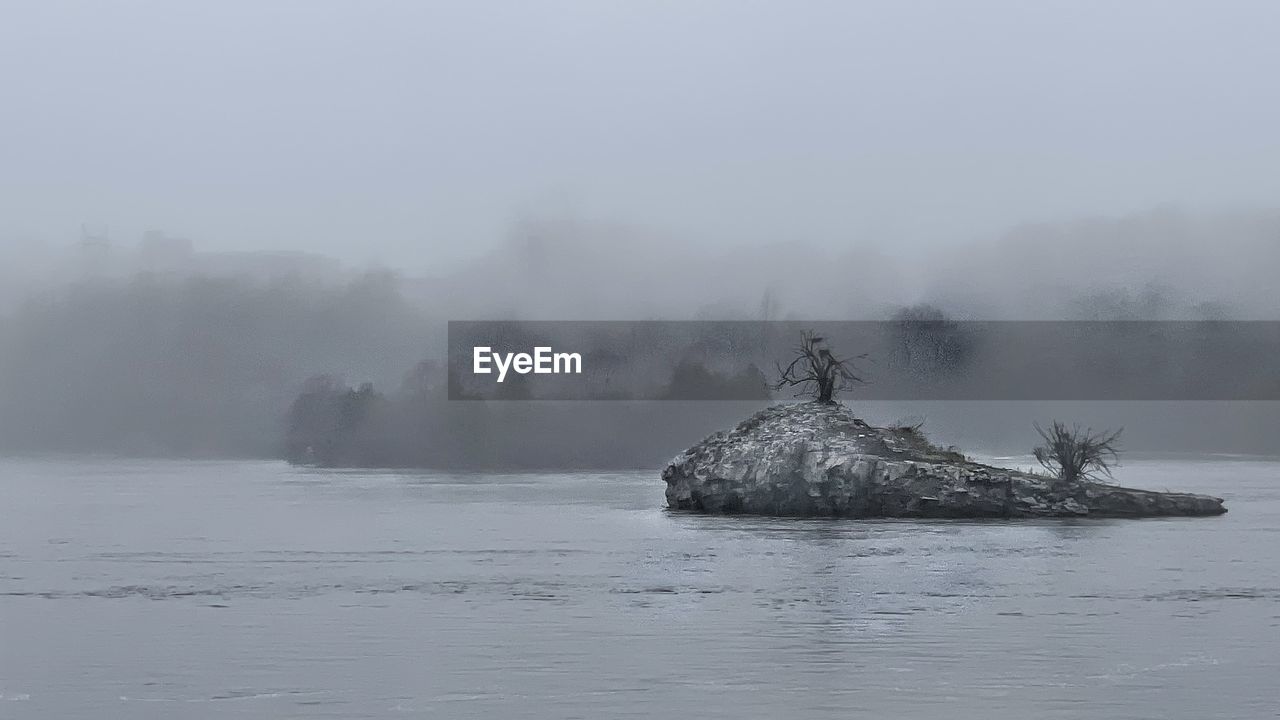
[2,0,1277,269]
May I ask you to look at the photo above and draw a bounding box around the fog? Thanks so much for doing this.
[1,2,1278,464]
[4,1,1280,267]
[2,208,1278,463]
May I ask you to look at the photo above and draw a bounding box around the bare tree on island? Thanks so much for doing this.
[774,330,867,404]
[1033,421,1123,489]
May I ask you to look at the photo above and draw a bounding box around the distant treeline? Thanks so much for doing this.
[0,269,1272,466]
[283,372,767,469]
[0,271,429,457]
[0,270,774,465]
[3,208,1280,465]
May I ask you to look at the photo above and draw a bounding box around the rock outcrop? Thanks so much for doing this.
[662,402,1227,518]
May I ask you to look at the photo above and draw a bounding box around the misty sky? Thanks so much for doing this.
[2,0,1278,269]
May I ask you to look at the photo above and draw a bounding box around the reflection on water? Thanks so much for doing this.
[1,457,1277,719]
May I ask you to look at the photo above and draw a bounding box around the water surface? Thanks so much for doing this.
[1,457,1276,718]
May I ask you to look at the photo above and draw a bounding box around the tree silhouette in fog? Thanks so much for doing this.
[774,331,866,404]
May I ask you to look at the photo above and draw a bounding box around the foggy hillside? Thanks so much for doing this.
[1,208,1278,463]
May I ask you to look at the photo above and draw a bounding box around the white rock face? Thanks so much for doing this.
[663,402,1227,518]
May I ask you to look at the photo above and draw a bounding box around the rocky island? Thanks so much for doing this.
[663,402,1227,518]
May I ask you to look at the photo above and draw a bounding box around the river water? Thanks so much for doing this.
[1,457,1277,719]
